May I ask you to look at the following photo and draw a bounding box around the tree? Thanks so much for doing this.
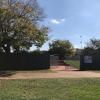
[72,48,82,59]
[86,38,100,49]
[49,40,75,59]
[82,47,95,55]
[82,38,100,55]
[0,0,49,54]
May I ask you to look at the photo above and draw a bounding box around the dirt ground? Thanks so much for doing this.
[0,66,100,79]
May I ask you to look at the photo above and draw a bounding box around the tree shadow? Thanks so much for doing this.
[0,71,16,77]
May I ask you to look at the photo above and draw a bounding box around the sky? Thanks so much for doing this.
[31,0,100,50]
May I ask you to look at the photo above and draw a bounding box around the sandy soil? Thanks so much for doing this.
[0,66,100,79]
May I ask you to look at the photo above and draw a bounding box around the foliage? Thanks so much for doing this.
[82,38,100,55]
[49,40,75,59]
[31,50,47,55]
[75,48,82,56]
[86,38,100,49]
[0,0,49,54]
[82,47,95,55]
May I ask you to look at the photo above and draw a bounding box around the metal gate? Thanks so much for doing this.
[50,54,59,66]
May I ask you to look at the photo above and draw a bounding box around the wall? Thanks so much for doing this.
[0,53,50,70]
[80,55,100,70]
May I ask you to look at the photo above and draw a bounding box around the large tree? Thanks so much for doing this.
[49,40,75,59]
[0,0,49,54]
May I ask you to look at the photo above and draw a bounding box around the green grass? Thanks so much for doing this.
[64,60,80,69]
[0,78,100,100]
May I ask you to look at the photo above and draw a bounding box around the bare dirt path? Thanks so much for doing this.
[0,66,100,79]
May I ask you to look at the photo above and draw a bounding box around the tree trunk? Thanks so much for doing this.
[3,44,11,54]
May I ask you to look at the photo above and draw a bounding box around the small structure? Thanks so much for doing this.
[80,55,100,70]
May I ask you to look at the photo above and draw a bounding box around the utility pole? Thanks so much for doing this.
[80,35,83,49]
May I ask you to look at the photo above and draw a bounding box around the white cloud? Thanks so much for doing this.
[50,18,66,24]
[50,19,60,24]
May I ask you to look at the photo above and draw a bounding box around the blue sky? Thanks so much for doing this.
[31,0,100,50]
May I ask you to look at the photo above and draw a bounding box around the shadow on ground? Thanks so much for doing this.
[0,71,16,77]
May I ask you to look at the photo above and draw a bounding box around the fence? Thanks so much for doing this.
[50,54,66,67]
[0,53,50,70]
[80,55,100,70]
[50,55,59,66]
